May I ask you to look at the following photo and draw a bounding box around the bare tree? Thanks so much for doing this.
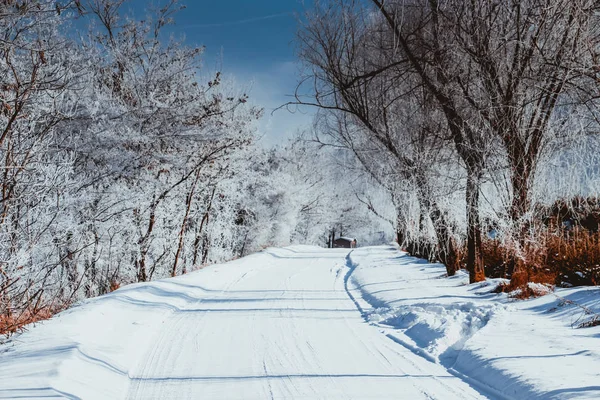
[295,1,475,277]
[467,0,597,225]
[297,0,600,282]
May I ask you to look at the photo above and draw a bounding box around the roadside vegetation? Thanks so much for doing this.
[2,0,600,337]
[294,0,600,294]
[0,0,387,336]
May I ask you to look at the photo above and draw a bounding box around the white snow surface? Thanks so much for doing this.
[1,245,598,399]
[349,246,600,400]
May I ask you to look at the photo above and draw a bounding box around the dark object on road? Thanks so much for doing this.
[333,237,357,248]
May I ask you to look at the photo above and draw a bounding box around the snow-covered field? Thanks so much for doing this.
[1,245,598,399]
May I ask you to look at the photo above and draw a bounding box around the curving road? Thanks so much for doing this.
[0,246,487,399]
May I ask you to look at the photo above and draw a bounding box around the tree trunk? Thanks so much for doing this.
[396,229,404,249]
[193,212,209,266]
[510,154,533,234]
[201,234,210,265]
[429,204,458,277]
[136,200,157,282]
[192,233,202,267]
[191,186,217,267]
[414,177,457,277]
[171,190,194,277]
[172,172,201,277]
[466,171,485,283]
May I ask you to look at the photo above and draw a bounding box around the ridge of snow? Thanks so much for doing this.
[347,245,600,400]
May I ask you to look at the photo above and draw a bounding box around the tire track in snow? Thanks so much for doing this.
[125,266,256,399]
[343,250,513,400]
[342,251,467,398]
[282,258,329,398]
[343,250,367,319]
[341,252,435,397]
[0,247,492,399]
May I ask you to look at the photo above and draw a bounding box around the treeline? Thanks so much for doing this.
[296,0,600,288]
[0,0,387,335]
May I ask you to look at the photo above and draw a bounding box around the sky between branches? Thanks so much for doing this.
[124,0,314,145]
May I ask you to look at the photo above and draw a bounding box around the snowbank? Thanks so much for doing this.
[347,245,600,399]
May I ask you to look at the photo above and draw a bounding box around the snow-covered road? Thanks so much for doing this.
[0,246,487,399]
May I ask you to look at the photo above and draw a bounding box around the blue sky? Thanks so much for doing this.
[128,0,314,145]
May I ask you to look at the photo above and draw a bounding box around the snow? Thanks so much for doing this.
[1,245,598,399]
[348,245,600,399]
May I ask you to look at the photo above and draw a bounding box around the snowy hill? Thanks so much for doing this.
[1,246,598,399]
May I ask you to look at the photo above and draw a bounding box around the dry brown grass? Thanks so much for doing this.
[109,279,121,292]
[545,228,600,286]
[0,305,63,337]
[482,239,514,278]
[489,227,600,297]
